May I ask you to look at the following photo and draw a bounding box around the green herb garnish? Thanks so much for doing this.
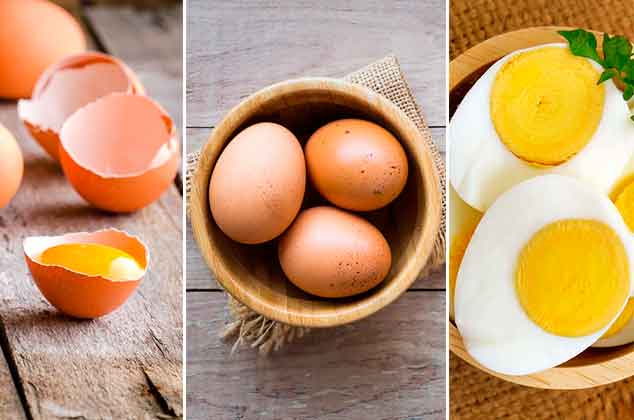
[559,29,634,121]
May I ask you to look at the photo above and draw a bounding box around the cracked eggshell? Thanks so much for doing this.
[0,124,23,208]
[0,0,86,99]
[18,52,144,161]
[59,93,180,213]
[24,229,148,319]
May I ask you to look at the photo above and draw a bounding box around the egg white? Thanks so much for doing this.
[450,43,633,212]
[455,175,634,375]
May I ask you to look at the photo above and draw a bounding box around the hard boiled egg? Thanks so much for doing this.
[450,44,633,212]
[455,175,634,375]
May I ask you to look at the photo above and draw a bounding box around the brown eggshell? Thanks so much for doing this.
[209,122,306,244]
[278,206,392,298]
[305,119,408,211]
[0,124,23,208]
[59,93,180,213]
[0,0,86,99]
[24,228,148,319]
[18,52,144,161]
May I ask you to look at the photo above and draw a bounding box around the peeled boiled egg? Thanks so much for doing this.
[18,52,144,161]
[24,228,148,318]
[59,93,180,213]
[0,124,24,208]
[210,122,305,244]
[455,175,633,375]
[278,206,391,298]
[448,186,482,321]
[450,44,633,212]
[305,119,408,211]
[0,0,86,99]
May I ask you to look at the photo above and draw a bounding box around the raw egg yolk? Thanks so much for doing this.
[602,298,634,339]
[614,179,634,232]
[516,219,629,337]
[38,243,144,281]
[491,47,604,166]
[449,224,479,319]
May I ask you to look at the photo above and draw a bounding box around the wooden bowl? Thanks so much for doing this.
[449,26,634,389]
[190,78,441,328]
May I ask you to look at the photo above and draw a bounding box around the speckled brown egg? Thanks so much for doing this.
[210,122,305,244]
[305,119,408,211]
[278,206,392,298]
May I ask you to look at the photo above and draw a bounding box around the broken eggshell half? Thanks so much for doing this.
[24,228,148,319]
[59,93,180,213]
[17,52,144,161]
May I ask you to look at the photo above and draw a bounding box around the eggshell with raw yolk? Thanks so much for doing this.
[0,0,86,99]
[24,228,148,319]
[18,52,144,161]
[59,93,180,213]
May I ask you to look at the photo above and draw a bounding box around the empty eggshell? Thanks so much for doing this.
[59,93,180,213]
[0,0,86,99]
[0,124,23,208]
[18,52,144,160]
[24,228,148,318]
[278,206,392,298]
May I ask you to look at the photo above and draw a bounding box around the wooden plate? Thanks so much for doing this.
[190,78,441,328]
[449,26,634,389]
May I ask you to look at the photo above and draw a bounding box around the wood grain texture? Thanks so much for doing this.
[187,292,446,420]
[186,127,446,291]
[85,5,183,133]
[0,339,25,419]
[0,6,183,418]
[449,26,634,390]
[186,0,446,128]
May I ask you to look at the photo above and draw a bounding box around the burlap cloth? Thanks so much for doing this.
[187,55,446,354]
[451,1,634,418]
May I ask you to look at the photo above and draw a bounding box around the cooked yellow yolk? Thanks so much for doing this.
[614,179,634,232]
[602,298,634,338]
[38,243,144,281]
[491,47,604,166]
[516,219,629,337]
[449,224,480,319]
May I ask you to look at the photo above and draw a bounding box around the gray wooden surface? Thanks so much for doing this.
[0,6,183,419]
[186,1,446,419]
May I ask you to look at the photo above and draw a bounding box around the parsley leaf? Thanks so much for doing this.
[598,69,617,84]
[558,29,602,64]
[602,33,632,70]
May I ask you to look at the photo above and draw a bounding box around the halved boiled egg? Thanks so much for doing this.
[18,52,144,161]
[455,175,634,375]
[24,228,148,319]
[450,44,633,212]
[59,93,180,213]
[448,186,482,321]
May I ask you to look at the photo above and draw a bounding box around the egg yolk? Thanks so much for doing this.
[38,243,144,282]
[516,219,629,337]
[614,179,634,232]
[602,298,634,339]
[491,47,604,166]
[449,224,479,319]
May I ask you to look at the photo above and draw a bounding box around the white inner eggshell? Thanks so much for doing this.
[455,175,634,376]
[59,93,175,177]
[450,44,633,212]
[18,62,130,132]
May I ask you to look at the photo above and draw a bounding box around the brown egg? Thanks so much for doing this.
[0,0,86,99]
[0,124,23,208]
[210,122,306,244]
[278,206,392,298]
[305,119,408,211]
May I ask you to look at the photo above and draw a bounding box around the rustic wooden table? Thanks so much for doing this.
[0,6,183,419]
[186,1,446,419]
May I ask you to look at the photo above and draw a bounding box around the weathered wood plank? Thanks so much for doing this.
[0,5,183,417]
[186,0,446,128]
[85,5,183,134]
[0,330,26,420]
[186,291,446,420]
[185,127,445,291]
